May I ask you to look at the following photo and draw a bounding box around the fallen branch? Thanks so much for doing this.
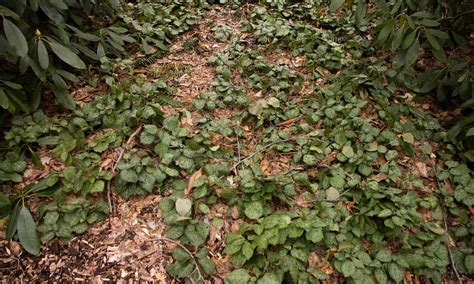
[429,156,463,284]
[152,237,205,283]
[230,137,296,172]
[107,125,144,214]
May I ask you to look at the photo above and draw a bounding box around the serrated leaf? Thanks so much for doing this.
[198,257,216,275]
[244,202,263,220]
[17,206,40,255]
[341,260,355,277]
[226,269,251,284]
[388,263,404,283]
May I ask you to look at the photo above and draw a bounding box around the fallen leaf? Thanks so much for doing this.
[260,159,271,176]
[185,168,202,195]
[415,162,429,178]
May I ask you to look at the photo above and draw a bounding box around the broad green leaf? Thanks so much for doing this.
[388,263,404,283]
[306,228,324,243]
[401,30,416,49]
[226,269,251,284]
[465,255,474,274]
[37,40,49,69]
[197,257,216,275]
[3,18,28,57]
[401,133,414,144]
[90,180,105,193]
[326,187,340,201]
[244,202,263,220]
[120,169,139,183]
[17,206,40,255]
[342,145,355,158]
[184,222,208,246]
[37,136,60,145]
[341,260,355,277]
[405,39,420,65]
[425,30,441,50]
[0,171,22,182]
[391,27,405,51]
[47,39,86,69]
[0,88,11,110]
[6,204,20,239]
[175,198,192,216]
[257,272,279,284]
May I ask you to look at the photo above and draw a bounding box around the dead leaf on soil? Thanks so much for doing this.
[185,168,203,195]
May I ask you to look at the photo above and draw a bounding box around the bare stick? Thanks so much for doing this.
[230,137,301,172]
[429,156,463,284]
[107,125,144,214]
[153,237,205,283]
[112,125,144,173]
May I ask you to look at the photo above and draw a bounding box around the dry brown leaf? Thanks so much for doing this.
[308,252,320,269]
[372,173,387,182]
[415,162,429,178]
[185,168,202,195]
[260,159,271,176]
[276,116,301,127]
[231,207,239,219]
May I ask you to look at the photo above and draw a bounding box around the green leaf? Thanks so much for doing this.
[0,192,11,218]
[405,39,420,65]
[198,257,216,275]
[326,187,340,201]
[226,269,251,284]
[6,204,20,239]
[375,249,392,262]
[466,127,474,137]
[17,206,40,255]
[185,222,208,247]
[401,30,416,49]
[175,198,192,216]
[388,263,404,283]
[244,202,263,220]
[37,40,49,69]
[425,30,441,50]
[0,88,11,110]
[342,145,355,158]
[257,272,279,284]
[3,18,28,57]
[358,164,372,176]
[37,136,60,145]
[90,180,105,193]
[0,171,22,182]
[341,260,355,277]
[465,255,474,274]
[330,0,345,12]
[120,169,138,183]
[303,154,318,166]
[47,39,86,69]
[306,227,324,243]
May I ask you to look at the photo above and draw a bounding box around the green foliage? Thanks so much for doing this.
[0,1,473,283]
[0,0,201,113]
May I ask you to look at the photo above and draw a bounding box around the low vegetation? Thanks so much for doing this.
[0,0,473,283]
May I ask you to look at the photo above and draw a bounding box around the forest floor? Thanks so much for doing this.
[1,3,473,284]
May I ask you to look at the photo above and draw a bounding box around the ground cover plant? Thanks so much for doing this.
[0,0,473,283]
